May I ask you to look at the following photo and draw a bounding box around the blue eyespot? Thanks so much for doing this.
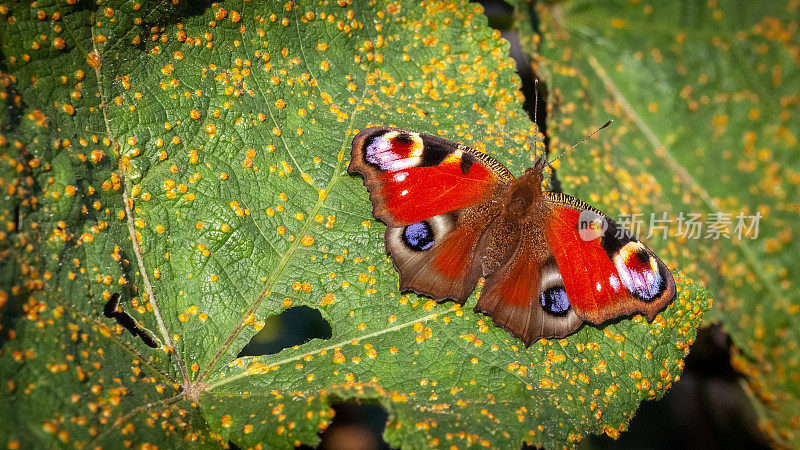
[540,287,570,315]
[402,221,434,251]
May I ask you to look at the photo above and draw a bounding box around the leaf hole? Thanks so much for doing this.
[299,401,390,450]
[238,306,332,357]
[103,292,160,348]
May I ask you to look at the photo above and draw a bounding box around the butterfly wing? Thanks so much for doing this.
[349,126,512,227]
[542,192,676,324]
[384,209,490,303]
[474,224,583,346]
[350,127,512,303]
[351,127,675,346]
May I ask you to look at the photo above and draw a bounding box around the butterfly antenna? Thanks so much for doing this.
[533,78,539,135]
[548,119,613,166]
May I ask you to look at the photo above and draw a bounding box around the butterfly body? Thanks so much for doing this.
[349,126,675,346]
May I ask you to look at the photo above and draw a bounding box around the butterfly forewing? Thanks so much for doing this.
[543,192,676,324]
[349,126,510,226]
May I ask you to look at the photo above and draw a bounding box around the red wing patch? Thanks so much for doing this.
[377,164,496,225]
[543,196,676,324]
[349,126,510,226]
[430,225,483,281]
[483,244,539,309]
[474,238,582,346]
[544,207,621,314]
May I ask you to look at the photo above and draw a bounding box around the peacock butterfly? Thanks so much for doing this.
[348,126,676,346]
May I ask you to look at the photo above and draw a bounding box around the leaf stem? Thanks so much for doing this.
[121,187,189,385]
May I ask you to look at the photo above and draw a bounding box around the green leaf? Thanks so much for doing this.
[0,1,711,448]
[516,0,800,446]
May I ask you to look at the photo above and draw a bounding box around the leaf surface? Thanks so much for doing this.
[0,1,711,448]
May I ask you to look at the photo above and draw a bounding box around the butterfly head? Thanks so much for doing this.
[533,156,550,173]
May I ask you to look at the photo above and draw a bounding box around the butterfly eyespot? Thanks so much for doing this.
[402,221,435,251]
[619,266,664,302]
[613,243,665,302]
[364,131,424,172]
[540,286,570,315]
[393,133,415,145]
[634,250,651,264]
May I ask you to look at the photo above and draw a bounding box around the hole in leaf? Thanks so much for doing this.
[103,293,160,348]
[238,306,332,357]
[297,401,390,450]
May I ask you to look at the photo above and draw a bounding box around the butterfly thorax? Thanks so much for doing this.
[477,168,550,274]
[502,167,547,222]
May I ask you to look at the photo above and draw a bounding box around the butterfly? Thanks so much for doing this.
[348,126,676,346]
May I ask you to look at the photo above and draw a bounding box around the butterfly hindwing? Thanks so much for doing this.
[385,210,487,304]
[543,192,676,324]
[475,228,583,346]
